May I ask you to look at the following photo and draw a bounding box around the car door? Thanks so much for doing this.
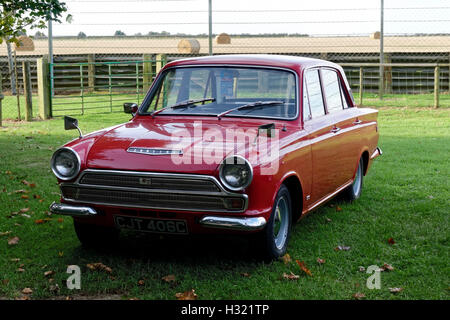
[321,68,362,188]
[303,68,340,205]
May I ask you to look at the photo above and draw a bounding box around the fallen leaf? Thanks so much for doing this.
[39,199,45,203]
[10,258,20,262]
[21,195,29,200]
[20,208,29,213]
[49,284,60,294]
[17,268,25,273]
[58,251,64,257]
[388,238,395,245]
[334,245,351,251]
[353,292,365,300]
[137,280,145,286]
[358,266,366,272]
[44,271,54,277]
[2,279,9,285]
[8,236,20,245]
[389,287,403,293]
[0,231,12,236]
[295,260,312,276]
[57,218,64,223]
[241,272,250,277]
[20,214,31,218]
[5,170,12,175]
[427,195,434,199]
[86,262,112,274]
[317,258,326,264]
[381,263,394,272]
[14,190,28,194]
[282,272,299,280]
[281,253,292,264]
[335,206,343,212]
[175,289,198,300]
[15,295,30,300]
[22,288,33,294]
[33,194,41,199]
[162,274,176,283]
[326,217,332,222]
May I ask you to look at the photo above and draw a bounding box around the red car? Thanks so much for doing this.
[50,55,381,259]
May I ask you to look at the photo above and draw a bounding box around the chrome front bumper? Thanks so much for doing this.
[199,216,267,231]
[49,202,97,217]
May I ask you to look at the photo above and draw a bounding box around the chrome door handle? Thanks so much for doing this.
[331,127,341,133]
[353,120,362,125]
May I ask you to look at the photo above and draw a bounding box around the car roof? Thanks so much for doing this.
[164,54,339,72]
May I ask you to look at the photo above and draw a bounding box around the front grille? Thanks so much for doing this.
[61,186,245,212]
[80,172,219,192]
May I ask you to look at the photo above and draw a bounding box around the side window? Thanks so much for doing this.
[340,82,350,109]
[302,79,311,121]
[305,70,325,118]
[321,69,343,112]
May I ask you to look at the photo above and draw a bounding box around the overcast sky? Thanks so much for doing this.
[48,0,450,37]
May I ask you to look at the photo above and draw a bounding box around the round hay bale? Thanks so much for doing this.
[215,33,231,44]
[177,39,200,54]
[370,31,381,40]
[14,36,35,52]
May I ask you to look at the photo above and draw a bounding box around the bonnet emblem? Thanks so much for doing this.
[127,147,183,156]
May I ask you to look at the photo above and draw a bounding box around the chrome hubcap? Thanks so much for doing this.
[273,196,289,250]
[352,160,362,195]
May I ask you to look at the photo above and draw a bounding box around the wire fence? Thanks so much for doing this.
[0,0,449,119]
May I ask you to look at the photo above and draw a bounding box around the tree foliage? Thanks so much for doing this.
[0,0,68,43]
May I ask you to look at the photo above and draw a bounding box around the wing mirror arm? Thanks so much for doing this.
[64,116,83,139]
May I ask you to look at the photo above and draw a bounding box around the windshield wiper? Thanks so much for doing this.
[217,101,284,120]
[151,98,216,117]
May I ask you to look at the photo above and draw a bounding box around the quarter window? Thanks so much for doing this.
[302,80,312,121]
[305,70,325,118]
[321,69,343,112]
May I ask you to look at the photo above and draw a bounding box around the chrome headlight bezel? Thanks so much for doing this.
[219,155,253,192]
[50,147,81,181]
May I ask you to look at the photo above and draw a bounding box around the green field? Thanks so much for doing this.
[0,96,448,300]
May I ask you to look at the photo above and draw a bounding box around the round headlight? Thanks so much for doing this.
[219,155,253,191]
[51,147,80,181]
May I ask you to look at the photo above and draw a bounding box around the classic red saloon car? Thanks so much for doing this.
[50,55,381,259]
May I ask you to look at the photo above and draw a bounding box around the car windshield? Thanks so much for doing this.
[142,66,297,119]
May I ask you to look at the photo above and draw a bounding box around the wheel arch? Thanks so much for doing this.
[280,173,303,223]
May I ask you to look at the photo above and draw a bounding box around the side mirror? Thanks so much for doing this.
[64,116,83,138]
[124,103,138,115]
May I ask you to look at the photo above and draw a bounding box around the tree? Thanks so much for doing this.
[34,30,47,39]
[77,31,87,39]
[114,30,126,36]
[0,0,69,43]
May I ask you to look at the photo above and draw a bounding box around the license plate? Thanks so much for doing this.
[114,215,188,235]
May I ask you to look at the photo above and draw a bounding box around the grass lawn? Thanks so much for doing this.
[0,96,449,300]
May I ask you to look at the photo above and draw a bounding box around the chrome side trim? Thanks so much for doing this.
[199,216,267,231]
[60,169,249,213]
[49,202,97,217]
[127,147,183,156]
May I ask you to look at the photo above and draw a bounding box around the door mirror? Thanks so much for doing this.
[64,116,78,130]
[64,116,83,138]
[124,103,138,114]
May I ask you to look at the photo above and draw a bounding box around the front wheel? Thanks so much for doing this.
[261,184,292,260]
[342,157,364,201]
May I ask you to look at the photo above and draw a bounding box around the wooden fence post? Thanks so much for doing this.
[0,93,3,127]
[156,54,166,74]
[142,53,152,91]
[22,61,33,121]
[37,57,51,119]
[434,66,440,108]
[384,53,392,94]
[359,67,363,106]
[87,54,96,93]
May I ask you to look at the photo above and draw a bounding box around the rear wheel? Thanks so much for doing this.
[342,157,364,201]
[261,184,292,260]
[73,220,120,248]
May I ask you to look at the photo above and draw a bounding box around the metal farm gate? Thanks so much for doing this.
[49,55,166,116]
